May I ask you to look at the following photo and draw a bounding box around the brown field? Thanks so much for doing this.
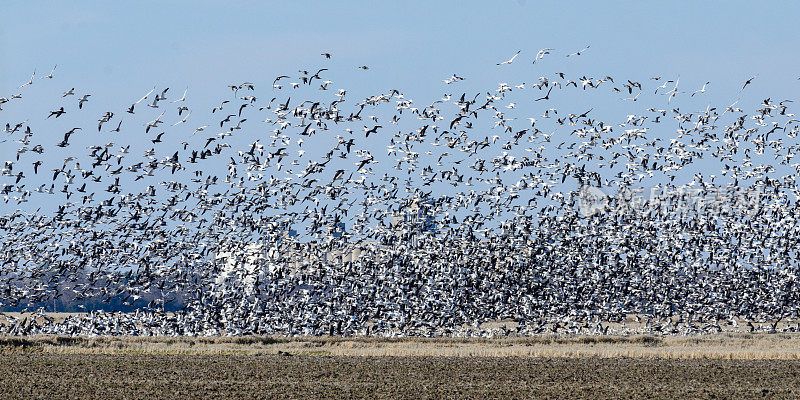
[3,335,800,399]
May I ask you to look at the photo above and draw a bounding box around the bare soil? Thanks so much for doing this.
[2,339,800,399]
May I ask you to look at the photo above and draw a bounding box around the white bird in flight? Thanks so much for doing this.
[18,70,35,88]
[566,45,590,57]
[135,87,156,105]
[497,51,521,65]
[533,48,553,64]
[192,125,208,135]
[40,65,57,80]
[173,111,191,126]
[691,82,710,97]
[172,88,188,103]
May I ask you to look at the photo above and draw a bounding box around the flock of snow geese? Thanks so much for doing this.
[2,49,800,337]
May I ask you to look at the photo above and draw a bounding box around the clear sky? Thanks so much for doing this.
[3,1,800,103]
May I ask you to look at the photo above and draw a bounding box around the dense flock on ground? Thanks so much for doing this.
[0,51,799,336]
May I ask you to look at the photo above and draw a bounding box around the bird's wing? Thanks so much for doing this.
[135,88,155,104]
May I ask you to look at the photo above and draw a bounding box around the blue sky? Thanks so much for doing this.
[4,1,799,101]
[1,1,800,222]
